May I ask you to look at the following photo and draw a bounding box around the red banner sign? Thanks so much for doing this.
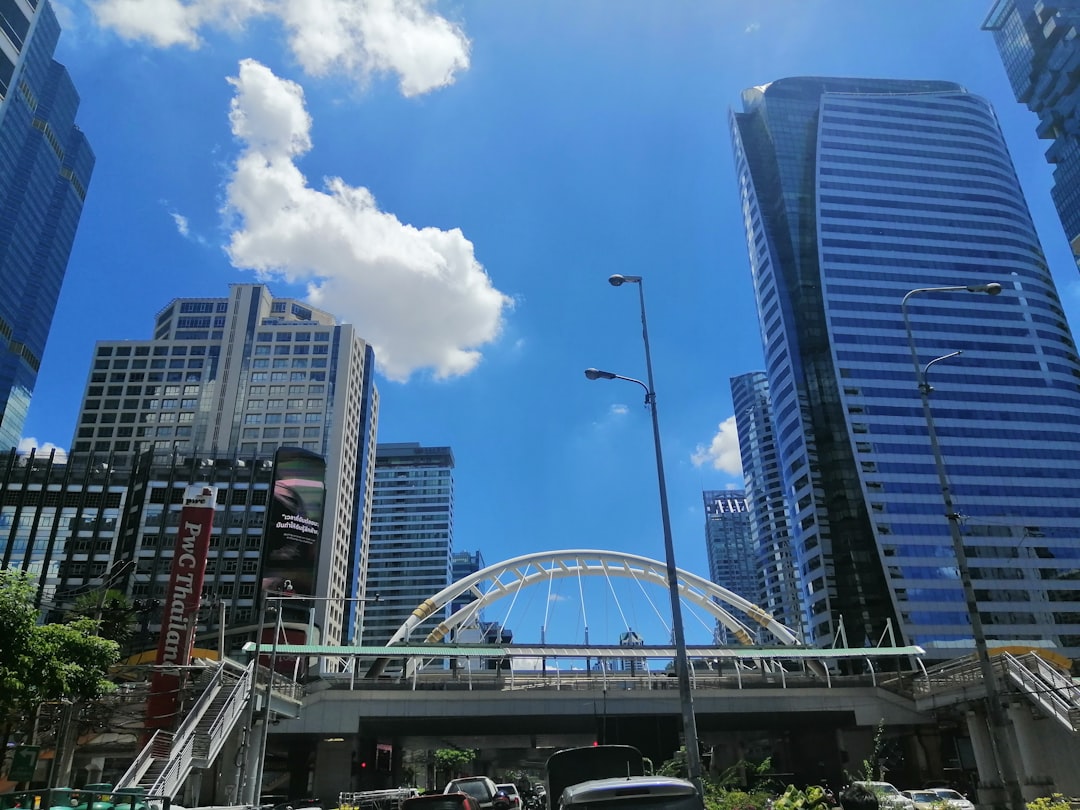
[145,485,217,733]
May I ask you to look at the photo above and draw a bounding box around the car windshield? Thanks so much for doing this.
[498,787,518,796]
[933,792,963,800]
[451,783,490,801]
[910,793,938,802]
[871,786,900,796]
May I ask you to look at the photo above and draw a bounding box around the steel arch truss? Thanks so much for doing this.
[389,549,801,648]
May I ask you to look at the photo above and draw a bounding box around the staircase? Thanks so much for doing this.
[116,658,254,799]
[1000,650,1080,733]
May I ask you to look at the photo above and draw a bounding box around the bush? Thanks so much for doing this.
[1026,795,1070,810]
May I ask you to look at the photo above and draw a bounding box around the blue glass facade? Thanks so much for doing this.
[703,490,757,643]
[984,1,1080,266]
[0,0,93,450]
[730,371,805,638]
[730,77,1080,659]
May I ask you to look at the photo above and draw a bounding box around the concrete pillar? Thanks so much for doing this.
[964,709,1006,810]
[1006,703,1055,799]
[313,736,355,805]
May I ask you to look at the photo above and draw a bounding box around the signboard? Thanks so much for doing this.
[8,745,40,782]
[145,485,217,733]
[261,447,326,607]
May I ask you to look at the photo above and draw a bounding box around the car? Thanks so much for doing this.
[405,794,481,810]
[496,786,521,809]
[444,778,509,810]
[927,789,975,810]
[901,791,944,810]
[854,782,916,810]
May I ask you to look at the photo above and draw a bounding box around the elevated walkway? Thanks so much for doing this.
[915,650,1080,733]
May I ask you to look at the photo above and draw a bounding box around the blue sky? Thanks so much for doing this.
[22,1,1080,648]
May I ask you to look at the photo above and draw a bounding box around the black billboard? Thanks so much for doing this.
[261,447,327,601]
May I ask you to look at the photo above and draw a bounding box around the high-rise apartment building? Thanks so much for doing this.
[0,0,94,449]
[730,372,804,637]
[70,284,378,648]
[730,77,1080,658]
[702,490,756,643]
[450,549,485,622]
[364,443,454,645]
[984,1,1080,265]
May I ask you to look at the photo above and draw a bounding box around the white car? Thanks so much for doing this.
[854,782,916,810]
[496,785,522,809]
[901,790,943,810]
[928,789,975,810]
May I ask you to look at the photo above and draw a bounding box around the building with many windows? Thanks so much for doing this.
[984,0,1080,266]
[0,0,94,449]
[730,372,804,637]
[702,490,756,644]
[69,284,379,649]
[364,442,454,645]
[730,77,1080,658]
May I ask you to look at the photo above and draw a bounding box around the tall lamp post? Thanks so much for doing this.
[585,273,702,792]
[901,283,1024,810]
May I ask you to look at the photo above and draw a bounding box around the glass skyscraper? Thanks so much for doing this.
[364,442,454,645]
[730,77,1080,658]
[984,1,1080,266]
[0,0,93,449]
[703,490,756,643]
[730,371,804,637]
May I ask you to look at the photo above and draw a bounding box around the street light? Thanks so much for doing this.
[585,273,703,792]
[900,282,1023,810]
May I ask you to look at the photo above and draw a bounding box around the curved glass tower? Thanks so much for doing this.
[730,77,1080,658]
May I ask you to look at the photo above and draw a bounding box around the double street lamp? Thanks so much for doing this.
[901,283,1024,810]
[585,274,702,791]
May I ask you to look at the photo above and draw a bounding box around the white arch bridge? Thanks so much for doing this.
[249,549,925,681]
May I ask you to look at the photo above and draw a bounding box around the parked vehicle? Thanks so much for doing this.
[444,778,509,810]
[926,789,974,810]
[901,791,943,810]
[854,783,915,810]
[404,793,481,810]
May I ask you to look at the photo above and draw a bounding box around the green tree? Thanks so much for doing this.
[0,569,120,775]
[67,589,136,645]
[435,748,477,781]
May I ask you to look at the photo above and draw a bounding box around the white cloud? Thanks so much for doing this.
[745,21,760,34]
[609,403,628,417]
[171,212,190,236]
[223,60,511,381]
[87,0,470,96]
[691,415,742,475]
[17,438,68,462]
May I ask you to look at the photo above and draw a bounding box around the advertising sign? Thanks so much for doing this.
[145,485,217,733]
[261,447,326,603]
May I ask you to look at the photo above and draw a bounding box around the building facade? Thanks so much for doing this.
[984,0,1080,266]
[450,549,485,624]
[702,490,757,644]
[730,372,804,637]
[0,0,94,449]
[363,442,454,645]
[730,77,1080,657]
[69,284,378,648]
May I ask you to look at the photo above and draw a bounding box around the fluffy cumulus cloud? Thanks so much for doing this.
[17,437,68,461]
[87,0,470,96]
[691,415,742,476]
[223,59,511,381]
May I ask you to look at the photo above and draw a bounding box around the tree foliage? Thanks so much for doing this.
[435,748,477,779]
[0,569,120,728]
[67,589,136,645]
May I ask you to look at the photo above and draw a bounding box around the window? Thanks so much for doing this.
[244,414,263,424]
[305,413,321,423]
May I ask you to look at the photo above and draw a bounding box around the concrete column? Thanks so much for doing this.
[1005,703,1055,799]
[964,709,1005,810]
[313,736,355,804]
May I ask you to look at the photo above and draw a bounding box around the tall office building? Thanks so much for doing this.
[0,0,94,449]
[730,77,1080,657]
[70,284,378,648]
[450,549,485,623]
[703,490,756,644]
[364,443,454,645]
[730,372,804,637]
[984,1,1080,266]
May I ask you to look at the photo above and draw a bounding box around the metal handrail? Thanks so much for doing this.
[1001,652,1080,733]
[115,729,173,788]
